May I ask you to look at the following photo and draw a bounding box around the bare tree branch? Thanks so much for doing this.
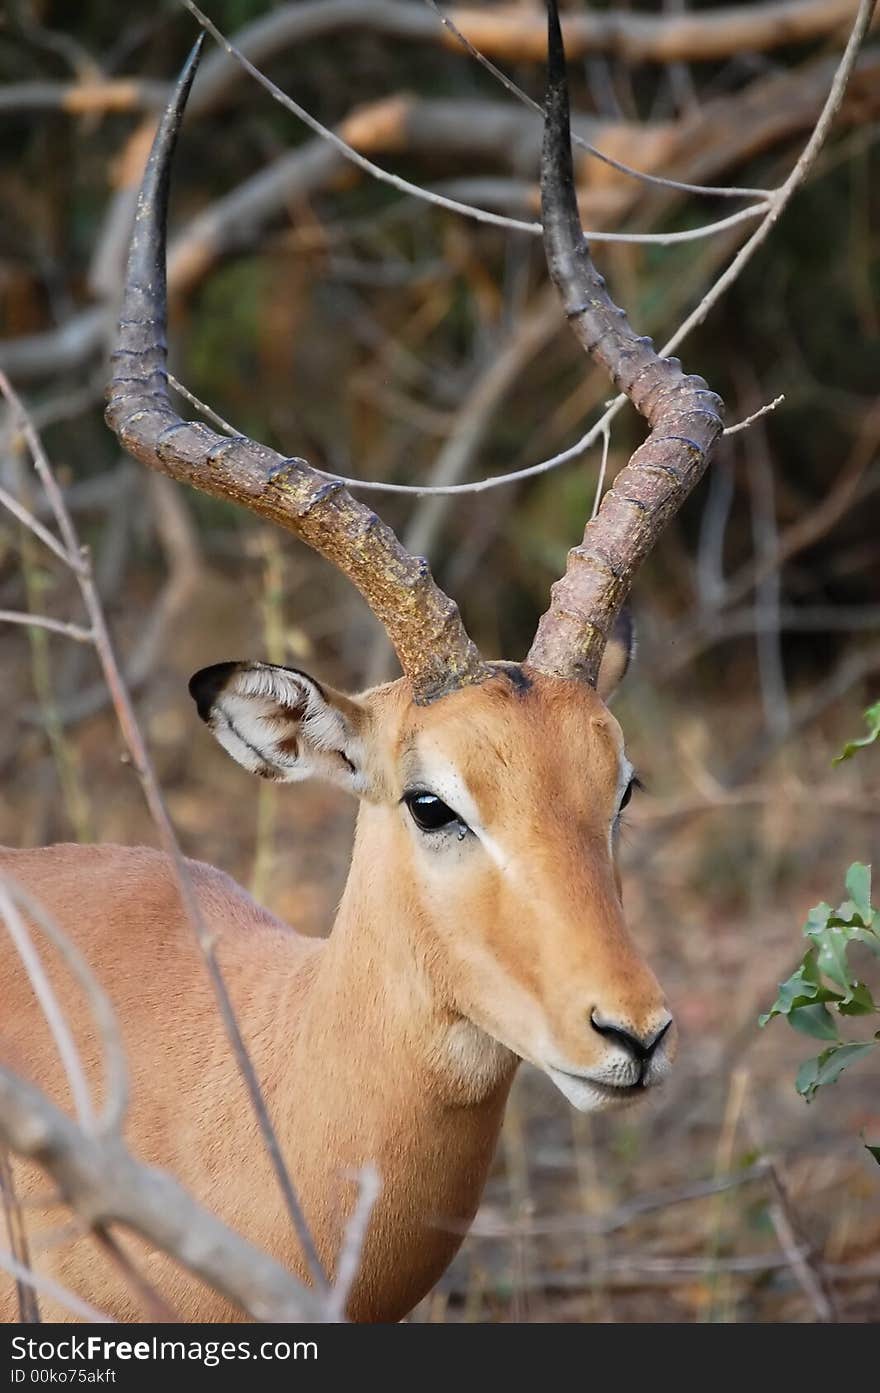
[0,1148,40,1323]
[658,405,880,677]
[90,1226,181,1323]
[0,877,128,1137]
[0,882,95,1132]
[325,1166,382,1323]
[0,79,168,115]
[0,482,84,574]
[0,369,329,1293]
[3,45,877,383]
[723,395,786,436]
[0,1069,323,1322]
[188,0,878,107]
[183,1,539,239]
[0,1244,110,1324]
[423,0,770,200]
[182,0,763,247]
[655,0,878,365]
[9,0,864,120]
[0,613,93,643]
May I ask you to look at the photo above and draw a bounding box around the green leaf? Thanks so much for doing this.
[809,926,854,995]
[759,949,843,1026]
[804,903,834,934]
[796,1041,878,1102]
[796,1055,821,1100]
[833,701,880,764]
[854,927,880,958]
[844,862,873,925]
[804,883,874,998]
[830,903,865,928]
[788,1003,840,1040]
[838,981,877,1016]
[865,1141,880,1166]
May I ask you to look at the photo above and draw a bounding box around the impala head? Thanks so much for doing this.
[106,3,722,1113]
[188,636,673,1111]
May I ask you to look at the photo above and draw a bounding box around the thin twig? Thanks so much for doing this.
[657,0,879,364]
[188,0,876,109]
[0,1246,111,1324]
[496,0,876,512]
[723,394,786,436]
[424,0,772,200]
[0,1071,323,1322]
[741,1110,839,1322]
[174,0,870,514]
[442,1252,880,1293]
[11,467,94,842]
[0,612,93,643]
[84,513,329,1294]
[0,877,128,1137]
[466,1160,772,1238]
[768,1198,837,1322]
[326,1166,382,1321]
[0,482,83,574]
[4,36,878,390]
[705,1066,750,1321]
[590,423,611,520]
[181,2,768,247]
[0,369,328,1293]
[183,0,537,238]
[0,882,95,1133]
[169,366,612,498]
[0,1148,40,1324]
[91,1226,181,1323]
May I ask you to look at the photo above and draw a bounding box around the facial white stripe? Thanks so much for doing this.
[477,827,514,875]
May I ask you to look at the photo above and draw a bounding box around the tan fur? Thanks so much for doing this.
[0,668,673,1322]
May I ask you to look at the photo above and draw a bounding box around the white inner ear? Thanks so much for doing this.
[210,665,360,785]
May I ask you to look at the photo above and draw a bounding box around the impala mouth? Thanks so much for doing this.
[545,1065,650,1113]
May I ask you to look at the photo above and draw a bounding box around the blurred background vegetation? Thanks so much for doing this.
[1,0,879,1321]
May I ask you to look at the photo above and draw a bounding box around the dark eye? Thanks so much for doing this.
[405,792,460,832]
[619,776,639,813]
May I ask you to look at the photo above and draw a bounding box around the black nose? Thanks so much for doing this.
[590,1011,671,1064]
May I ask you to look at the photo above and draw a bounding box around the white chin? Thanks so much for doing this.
[545,1066,641,1114]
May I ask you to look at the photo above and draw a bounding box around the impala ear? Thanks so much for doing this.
[596,610,635,703]
[188,662,371,795]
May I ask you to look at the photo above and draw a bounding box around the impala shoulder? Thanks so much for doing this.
[0,842,292,943]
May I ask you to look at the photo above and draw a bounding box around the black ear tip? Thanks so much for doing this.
[188,661,239,722]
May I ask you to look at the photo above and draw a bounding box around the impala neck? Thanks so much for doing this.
[314,799,517,1104]
[282,801,517,1319]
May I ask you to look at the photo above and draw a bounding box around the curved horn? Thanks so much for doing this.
[527,0,724,685]
[105,38,486,704]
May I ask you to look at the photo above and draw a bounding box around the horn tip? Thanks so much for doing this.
[183,31,207,78]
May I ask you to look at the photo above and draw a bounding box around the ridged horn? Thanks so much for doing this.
[527,0,724,685]
[105,38,487,703]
